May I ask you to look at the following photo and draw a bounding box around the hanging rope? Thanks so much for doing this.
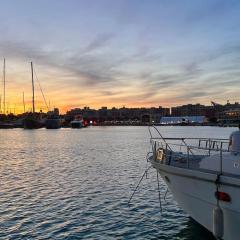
[128,166,152,206]
[33,68,49,111]
[156,171,163,213]
[163,188,169,201]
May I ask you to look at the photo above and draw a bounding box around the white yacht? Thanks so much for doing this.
[148,126,240,240]
[70,115,84,128]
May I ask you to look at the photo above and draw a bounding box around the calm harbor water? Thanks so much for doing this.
[0,126,235,240]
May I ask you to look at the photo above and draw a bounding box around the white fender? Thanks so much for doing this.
[213,206,224,239]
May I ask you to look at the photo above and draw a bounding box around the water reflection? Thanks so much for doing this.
[0,127,234,239]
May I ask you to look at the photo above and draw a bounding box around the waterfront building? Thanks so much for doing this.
[171,104,209,116]
[62,101,240,125]
[218,108,240,125]
[160,116,206,125]
[65,106,170,123]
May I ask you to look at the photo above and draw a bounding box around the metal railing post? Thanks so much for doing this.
[220,149,223,174]
[153,141,157,161]
[208,139,211,156]
[187,147,190,168]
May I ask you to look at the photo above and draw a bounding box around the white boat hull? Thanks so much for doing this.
[152,162,240,240]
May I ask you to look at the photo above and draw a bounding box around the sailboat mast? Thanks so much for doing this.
[3,58,6,114]
[23,91,26,113]
[31,62,35,113]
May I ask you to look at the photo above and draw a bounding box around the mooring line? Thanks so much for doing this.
[156,171,163,213]
[128,166,152,206]
[163,188,169,201]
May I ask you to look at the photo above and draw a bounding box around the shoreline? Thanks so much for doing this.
[0,123,238,129]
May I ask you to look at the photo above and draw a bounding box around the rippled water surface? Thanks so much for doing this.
[0,126,235,239]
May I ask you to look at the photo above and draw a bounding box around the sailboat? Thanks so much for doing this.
[23,62,43,129]
[0,58,14,129]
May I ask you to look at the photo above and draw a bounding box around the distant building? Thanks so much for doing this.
[65,106,170,123]
[218,108,240,125]
[98,107,108,121]
[66,107,97,122]
[171,104,209,116]
[160,116,206,124]
[64,102,240,125]
[170,103,239,121]
[54,108,60,115]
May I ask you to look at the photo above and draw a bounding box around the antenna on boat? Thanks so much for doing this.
[31,62,35,113]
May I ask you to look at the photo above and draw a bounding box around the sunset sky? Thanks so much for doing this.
[0,0,240,113]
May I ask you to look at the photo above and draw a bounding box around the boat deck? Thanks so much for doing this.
[148,125,240,179]
[152,154,240,179]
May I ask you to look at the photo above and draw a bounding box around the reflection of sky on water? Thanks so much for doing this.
[0,126,235,239]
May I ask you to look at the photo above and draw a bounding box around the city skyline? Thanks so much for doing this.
[1,98,239,115]
[0,0,240,113]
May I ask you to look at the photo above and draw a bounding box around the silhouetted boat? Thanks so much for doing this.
[45,118,60,129]
[24,114,43,129]
[24,62,42,129]
[0,122,14,129]
[71,115,84,128]
[45,108,61,129]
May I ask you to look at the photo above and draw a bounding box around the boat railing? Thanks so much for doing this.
[151,138,229,152]
[151,139,230,172]
[198,139,230,152]
[149,125,229,151]
[148,125,230,173]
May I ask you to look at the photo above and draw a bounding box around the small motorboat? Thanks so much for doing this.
[71,115,84,128]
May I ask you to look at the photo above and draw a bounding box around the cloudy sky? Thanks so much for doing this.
[0,0,240,113]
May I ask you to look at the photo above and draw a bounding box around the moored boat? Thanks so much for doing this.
[24,62,42,129]
[24,114,43,129]
[148,125,240,240]
[0,122,14,129]
[45,118,60,129]
[45,108,61,129]
[71,115,84,128]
